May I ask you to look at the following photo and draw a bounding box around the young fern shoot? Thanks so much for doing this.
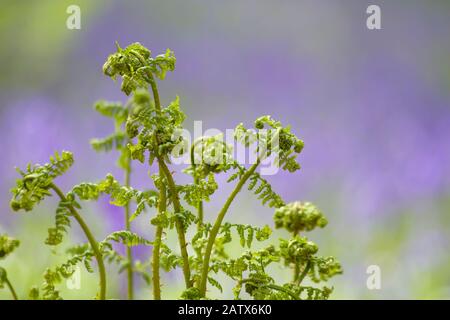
[0,234,20,300]
[8,41,341,300]
[10,152,107,300]
[90,99,135,299]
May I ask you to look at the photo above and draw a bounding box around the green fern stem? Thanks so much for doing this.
[197,200,204,232]
[49,183,107,300]
[124,159,134,300]
[145,69,192,289]
[190,140,204,231]
[294,263,300,282]
[293,231,300,282]
[297,260,311,285]
[4,276,18,300]
[152,163,166,300]
[158,159,192,288]
[198,160,260,296]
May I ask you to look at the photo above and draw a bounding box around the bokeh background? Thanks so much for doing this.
[1,0,449,299]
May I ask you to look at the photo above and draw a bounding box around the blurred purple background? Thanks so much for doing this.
[1,0,449,299]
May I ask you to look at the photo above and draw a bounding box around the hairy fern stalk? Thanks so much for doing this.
[5,42,342,300]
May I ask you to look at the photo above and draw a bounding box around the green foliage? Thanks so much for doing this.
[0,234,20,259]
[10,151,74,212]
[216,237,341,300]
[0,234,19,299]
[40,254,87,300]
[188,135,234,178]
[44,174,158,246]
[71,174,158,220]
[220,223,272,249]
[274,202,328,234]
[125,90,186,164]
[45,200,72,246]
[235,115,304,172]
[103,42,175,95]
[104,230,152,247]
[90,100,130,170]
[228,162,285,208]
[279,236,318,265]
[33,230,152,300]
[93,100,128,126]
[7,42,341,300]
[181,173,218,206]
[91,131,127,153]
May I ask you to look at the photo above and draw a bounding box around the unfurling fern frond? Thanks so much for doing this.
[159,242,182,272]
[228,162,285,209]
[39,230,152,300]
[45,201,72,246]
[246,170,285,208]
[188,135,234,178]
[7,42,342,301]
[309,256,343,283]
[180,173,218,206]
[46,151,75,178]
[103,42,175,95]
[234,116,304,173]
[98,232,154,276]
[274,202,327,234]
[125,90,187,164]
[219,223,272,249]
[104,230,153,247]
[279,236,318,266]
[45,174,157,246]
[0,234,20,259]
[10,151,74,212]
[40,252,91,300]
[68,174,158,220]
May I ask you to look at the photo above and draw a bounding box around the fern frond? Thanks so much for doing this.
[45,201,71,246]
[69,174,158,219]
[229,162,285,209]
[44,175,157,246]
[234,116,304,173]
[309,256,343,283]
[91,131,127,153]
[41,252,92,300]
[103,42,175,95]
[208,276,223,293]
[93,100,128,125]
[219,223,272,249]
[104,230,153,247]
[274,202,327,234]
[181,173,218,206]
[10,151,74,212]
[0,234,20,259]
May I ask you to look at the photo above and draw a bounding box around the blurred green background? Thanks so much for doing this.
[1,0,449,299]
